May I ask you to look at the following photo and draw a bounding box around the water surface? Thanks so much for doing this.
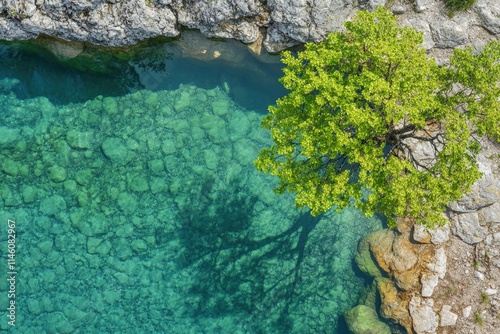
[0,37,383,333]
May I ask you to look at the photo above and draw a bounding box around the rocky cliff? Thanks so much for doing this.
[0,0,499,55]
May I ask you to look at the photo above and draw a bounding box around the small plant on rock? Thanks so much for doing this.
[474,311,484,326]
[445,0,476,13]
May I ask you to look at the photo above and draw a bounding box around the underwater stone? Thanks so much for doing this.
[146,136,162,152]
[162,140,176,155]
[204,150,219,170]
[344,305,391,334]
[67,130,94,149]
[75,169,93,185]
[130,175,149,192]
[0,126,20,148]
[63,180,77,193]
[27,299,43,316]
[2,158,19,176]
[40,195,67,216]
[131,239,148,252]
[148,159,165,175]
[233,139,258,165]
[211,99,230,116]
[48,165,67,182]
[117,192,138,214]
[207,124,228,144]
[22,186,38,204]
[87,237,102,254]
[355,236,384,278]
[228,110,251,140]
[114,238,133,260]
[38,240,54,255]
[96,241,112,256]
[101,137,132,165]
[150,177,168,194]
[102,97,118,115]
[76,191,90,207]
[174,91,191,111]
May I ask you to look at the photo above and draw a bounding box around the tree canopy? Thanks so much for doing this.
[254,7,500,228]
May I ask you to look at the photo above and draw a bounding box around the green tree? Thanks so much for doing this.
[255,7,500,228]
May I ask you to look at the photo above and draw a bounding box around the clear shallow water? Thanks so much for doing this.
[0,39,384,333]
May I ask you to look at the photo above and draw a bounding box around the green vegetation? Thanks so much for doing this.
[255,7,500,228]
[474,311,484,326]
[481,292,489,304]
[444,0,476,13]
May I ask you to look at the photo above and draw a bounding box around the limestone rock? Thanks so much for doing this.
[429,224,450,244]
[421,273,439,297]
[451,212,487,244]
[462,305,472,318]
[440,305,458,327]
[414,0,436,13]
[478,0,500,35]
[402,18,434,50]
[477,202,500,223]
[264,0,354,52]
[413,224,431,244]
[448,174,500,212]
[0,0,497,56]
[409,297,438,333]
[344,305,391,334]
[430,20,468,49]
[427,247,447,279]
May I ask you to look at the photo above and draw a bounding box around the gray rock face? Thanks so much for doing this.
[0,0,499,54]
[449,175,500,213]
[477,0,500,35]
[429,224,450,245]
[414,0,436,13]
[174,0,263,43]
[430,20,468,49]
[451,212,487,244]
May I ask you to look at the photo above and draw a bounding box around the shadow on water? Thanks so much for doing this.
[170,174,322,332]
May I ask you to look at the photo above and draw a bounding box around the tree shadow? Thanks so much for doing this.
[171,173,322,332]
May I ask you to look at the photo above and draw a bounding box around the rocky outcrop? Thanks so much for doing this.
[350,138,500,333]
[0,1,499,55]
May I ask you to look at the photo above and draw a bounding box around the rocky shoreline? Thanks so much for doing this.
[350,137,500,334]
[0,1,499,56]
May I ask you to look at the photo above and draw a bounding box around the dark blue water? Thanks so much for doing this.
[0,36,383,333]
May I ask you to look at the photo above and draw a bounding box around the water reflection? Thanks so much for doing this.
[0,32,286,112]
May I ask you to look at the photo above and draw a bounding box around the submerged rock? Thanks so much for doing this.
[101,137,133,165]
[344,305,391,334]
[0,126,20,148]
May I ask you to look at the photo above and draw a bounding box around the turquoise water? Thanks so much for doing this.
[0,39,384,333]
